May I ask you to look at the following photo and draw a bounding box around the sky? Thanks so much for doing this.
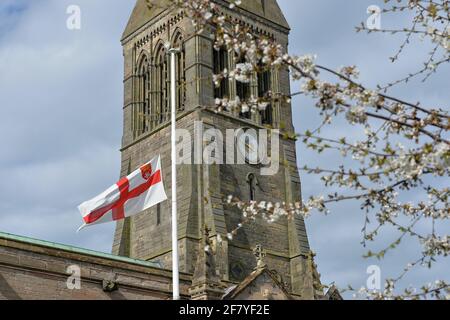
[0,0,448,298]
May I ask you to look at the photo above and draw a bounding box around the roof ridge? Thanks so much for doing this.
[0,231,162,269]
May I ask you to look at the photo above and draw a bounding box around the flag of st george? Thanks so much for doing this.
[77,155,167,231]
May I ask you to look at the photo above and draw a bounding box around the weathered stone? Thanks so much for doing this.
[0,1,338,301]
[113,0,322,299]
[0,232,191,300]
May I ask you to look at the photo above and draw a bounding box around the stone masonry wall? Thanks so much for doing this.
[0,233,191,300]
[113,0,315,298]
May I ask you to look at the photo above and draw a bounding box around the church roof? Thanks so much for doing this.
[237,0,290,30]
[0,231,163,269]
[122,0,169,41]
[324,285,344,300]
[222,266,292,300]
[122,0,290,41]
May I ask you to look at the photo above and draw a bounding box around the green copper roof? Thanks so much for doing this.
[122,0,290,40]
[0,231,162,269]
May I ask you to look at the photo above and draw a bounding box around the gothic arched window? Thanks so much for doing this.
[247,173,257,201]
[136,54,150,135]
[236,56,251,119]
[173,32,186,112]
[155,44,168,125]
[258,68,272,125]
[213,47,229,100]
[156,203,161,225]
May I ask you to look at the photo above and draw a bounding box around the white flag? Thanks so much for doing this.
[78,155,167,231]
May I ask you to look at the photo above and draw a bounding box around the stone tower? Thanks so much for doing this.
[113,0,320,299]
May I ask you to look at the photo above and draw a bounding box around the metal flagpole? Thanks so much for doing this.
[169,47,180,300]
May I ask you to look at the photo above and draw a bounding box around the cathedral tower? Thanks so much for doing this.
[113,0,320,299]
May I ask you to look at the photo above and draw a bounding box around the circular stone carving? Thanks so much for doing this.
[230,261,246,281]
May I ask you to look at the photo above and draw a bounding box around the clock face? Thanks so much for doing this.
[235,128,266,164]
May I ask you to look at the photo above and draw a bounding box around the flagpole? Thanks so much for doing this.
[169,47,180,300]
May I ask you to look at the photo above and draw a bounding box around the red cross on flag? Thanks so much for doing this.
[77,155,167,231]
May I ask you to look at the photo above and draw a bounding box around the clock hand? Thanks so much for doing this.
[245,142,255,152]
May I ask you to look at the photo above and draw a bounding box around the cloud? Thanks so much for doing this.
[0,0,134,249]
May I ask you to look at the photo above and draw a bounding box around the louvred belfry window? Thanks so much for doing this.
[173,32,186,112]
[213,47,230,100]
[136,54,150,135]
[236,57,251,119]
[258,67,272,125]
[155,44,168,125]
